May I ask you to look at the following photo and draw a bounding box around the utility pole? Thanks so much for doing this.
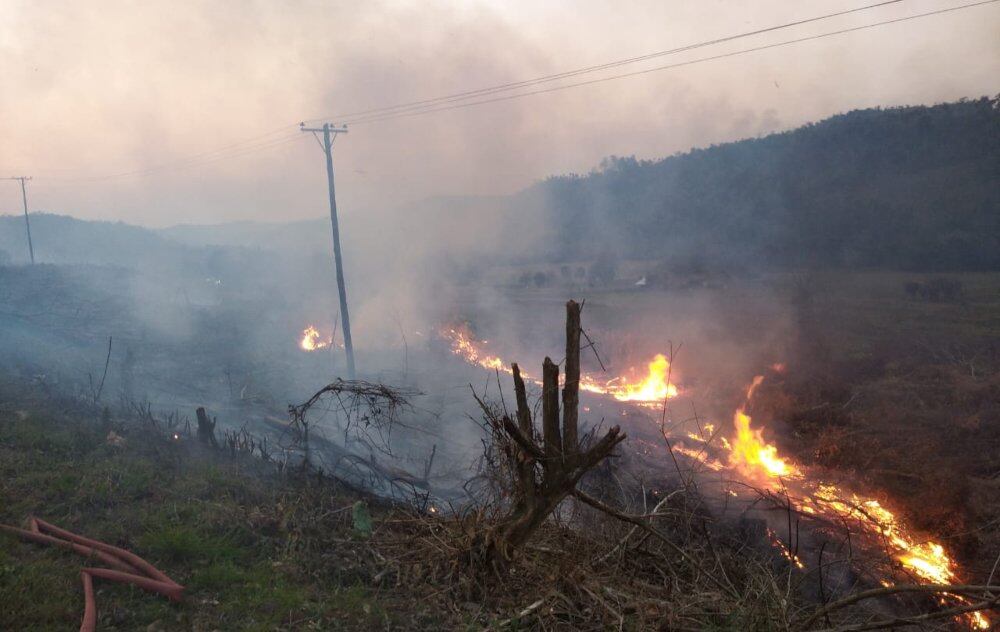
[300,123,355,379]
[4,176,34,264]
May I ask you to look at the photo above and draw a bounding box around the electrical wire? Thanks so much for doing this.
[343,0,999,126]
[17,0,997,182]
[35,1,921,181]
[303,0,909,125]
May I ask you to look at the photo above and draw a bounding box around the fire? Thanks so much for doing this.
[599,354,680,403]
[439,324,989,628]
[804,484,988,629]
[730,410,799,479]
[806,484,959,584]
[767,528,805,569]
[441,326,508,372]
[439,326,678,404]
[727,376,800,479]
[300,325,330,351]
[727,379,968,607]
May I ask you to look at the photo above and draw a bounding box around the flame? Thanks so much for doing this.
[728,376,800,479]
[599,354,680,403]
[807,484,959,584]
[730,409,800,479]
[439,326,678,404]
[767,528,805,569]
[441,326,509,372]
[438,325,989,628]
[804,484,988,628]
[672,443,726,471]
[300,325,330,351]
[722,377,987,627]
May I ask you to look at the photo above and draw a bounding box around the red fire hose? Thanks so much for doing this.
[1,517,184,632]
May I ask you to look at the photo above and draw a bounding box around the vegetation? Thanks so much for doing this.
[756,271,1000,566]
[0,386,413,630]
[0,377,799,631]
[530,97,1000,271]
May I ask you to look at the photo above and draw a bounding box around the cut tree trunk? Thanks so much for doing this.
[195,407,218,448]
[476,300,625,566]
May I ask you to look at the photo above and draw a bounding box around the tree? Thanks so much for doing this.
[589,253,617,284]
[471,301,625,566]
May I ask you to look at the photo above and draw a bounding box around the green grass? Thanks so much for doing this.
[0,395,449,630]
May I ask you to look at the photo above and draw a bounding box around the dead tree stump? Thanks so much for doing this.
[476,300,625,566]
[195,407,218,448]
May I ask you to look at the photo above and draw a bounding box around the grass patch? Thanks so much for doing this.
[0,393,416,630]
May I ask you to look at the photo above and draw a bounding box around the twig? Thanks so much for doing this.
[492,598,546,629]
[572,488,739,600]
[593,491,679,565]
[799,584,999,630]
[809,595,999,631]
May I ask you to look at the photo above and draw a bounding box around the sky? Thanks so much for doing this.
[0,0,997,226]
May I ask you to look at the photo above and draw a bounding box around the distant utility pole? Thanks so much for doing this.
[4,176,34,264]
[300,122,355,379]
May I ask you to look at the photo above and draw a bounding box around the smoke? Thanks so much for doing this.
[2,0,998,226]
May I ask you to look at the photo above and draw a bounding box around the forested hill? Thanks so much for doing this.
[526,97,1000,271]
[2,98,997,274]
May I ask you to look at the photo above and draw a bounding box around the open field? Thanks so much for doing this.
[3,265,1000,629]
[466,268,1000,579]
[0,380,811,631]
[0,383,431,631]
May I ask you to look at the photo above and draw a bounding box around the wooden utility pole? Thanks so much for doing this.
[4,176,34,264]
[300,123,355,379]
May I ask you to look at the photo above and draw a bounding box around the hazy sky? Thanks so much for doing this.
[1,0,997,226]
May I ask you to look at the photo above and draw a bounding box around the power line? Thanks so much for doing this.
[13,0,996,183]
[15,2,909,184]
[305,0,908,125]
[43,1,922,183]
[343,0,999,126]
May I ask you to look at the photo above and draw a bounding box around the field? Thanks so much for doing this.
[489,268,1000,576]
[2,266,999,629]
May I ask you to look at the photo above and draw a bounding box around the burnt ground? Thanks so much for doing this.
[750,271,1000,580]
[457,268,1000,584]
[3,263,1000,629]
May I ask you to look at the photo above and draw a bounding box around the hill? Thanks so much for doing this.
[526,96,1000,271]
[4,97,997,273]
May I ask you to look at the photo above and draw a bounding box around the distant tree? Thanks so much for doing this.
[533,271,550,288]
[0,249,10,266]
[589,253,617,285]
[905,278,965,303]
[532,97,1000,273]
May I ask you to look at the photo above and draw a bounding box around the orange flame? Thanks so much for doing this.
[439,326,678,405]
[727,376,800,479]
[725,376,987,629]
[597,354,680,403]
[438,326,989,628]
[441,326,508,372]
[300,325,329,351]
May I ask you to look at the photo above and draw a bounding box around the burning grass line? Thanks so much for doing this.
[443,318,991,628]
[799,584,999,630]
[809,597,1000,632]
